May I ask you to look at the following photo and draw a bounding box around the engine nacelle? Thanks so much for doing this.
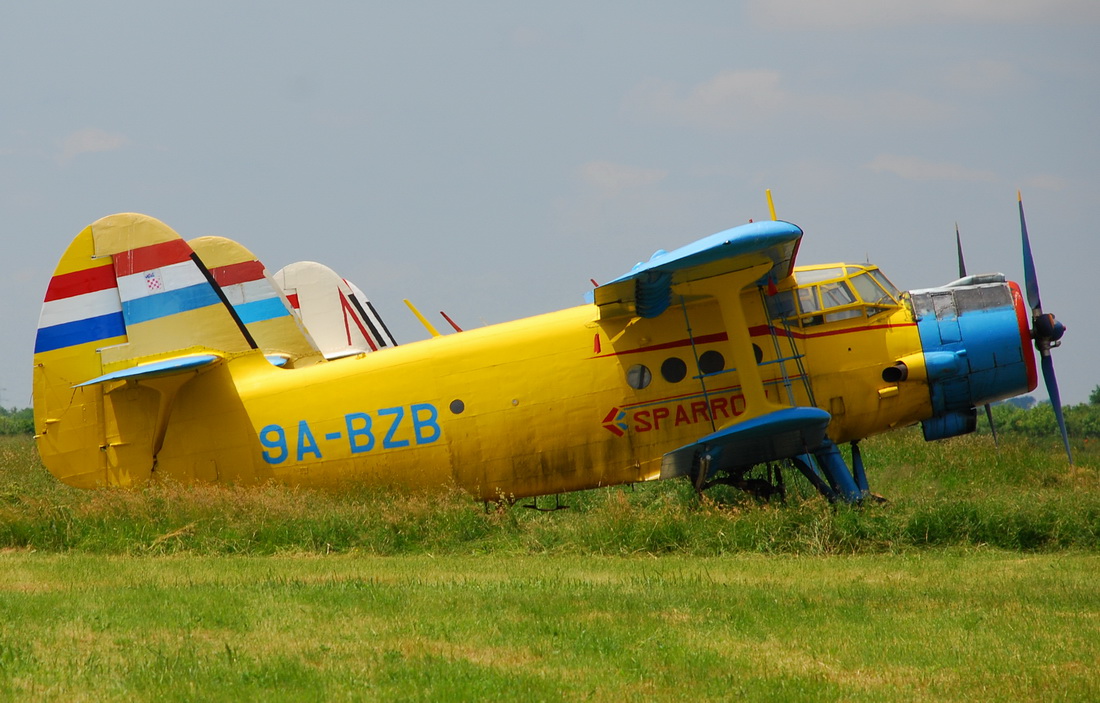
[903,277,1037,440]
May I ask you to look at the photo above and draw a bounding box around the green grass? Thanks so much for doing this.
[2,432,1098,556]
[1,431,1099,700]
[1,552,1097,702]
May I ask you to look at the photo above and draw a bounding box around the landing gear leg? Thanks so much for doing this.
[851,440,869,494]
[790,437,881,504]
[693,438,884,504]
[790,454,839,502]
[770,462,786,503]
[693,452,712,494]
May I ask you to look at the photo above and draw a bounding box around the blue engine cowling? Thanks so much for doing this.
[901,276,1038,441]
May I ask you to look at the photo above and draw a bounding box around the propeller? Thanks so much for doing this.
[956,223,967,278]
[1018,191,1072,464]
[956,223,999,444]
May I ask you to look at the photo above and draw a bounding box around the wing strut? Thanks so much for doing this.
[661,263,833,487]
[685,262,776,415]
[677,296,718,436]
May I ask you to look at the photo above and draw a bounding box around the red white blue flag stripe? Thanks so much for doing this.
[35,264,125,354]
[208,260,293,325]
[113,240,221,325]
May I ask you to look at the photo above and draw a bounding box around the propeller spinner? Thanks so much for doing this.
[1018,192,1073,464]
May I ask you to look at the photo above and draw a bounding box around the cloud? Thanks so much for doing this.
[578,160,667,196]
[58,128,128,164]
[866,154,999,182]
[559,162,692,250]
[628,70,954,132]
[628,70,789,131]
[860,91,957,124]
[943,60,1025,95]
[1021,173,1070,191]
[748,0,1100,29]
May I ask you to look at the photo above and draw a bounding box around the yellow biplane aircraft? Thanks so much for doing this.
[32,194,1070,503]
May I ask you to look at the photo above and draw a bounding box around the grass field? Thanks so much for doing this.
[1,431,1098,701]
[1,551,1097,702]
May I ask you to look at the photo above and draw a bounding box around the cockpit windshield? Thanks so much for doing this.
[767,264,901,327]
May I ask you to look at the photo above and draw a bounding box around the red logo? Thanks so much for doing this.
[602,408,627,436]
[603,393,747,436]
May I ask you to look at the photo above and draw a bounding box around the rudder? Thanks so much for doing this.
[274,260,397,360]
[189,235,323,367]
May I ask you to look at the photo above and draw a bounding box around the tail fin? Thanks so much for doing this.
[33,214,258,487]
[273,261,397,360]
[344,278,398,348]
[189,236,323,367]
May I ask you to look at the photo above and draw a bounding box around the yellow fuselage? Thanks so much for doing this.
[134,279,932,500]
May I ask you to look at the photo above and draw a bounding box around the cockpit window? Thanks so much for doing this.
[766,289,798,319]
[820,280,855,308]
[851,272,893,305]
[869,269,901,299]
[776,264,902,328]
[795,267,846,285]
[797,287,821,314]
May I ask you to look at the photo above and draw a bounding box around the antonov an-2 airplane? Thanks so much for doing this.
[32,194,1070,503]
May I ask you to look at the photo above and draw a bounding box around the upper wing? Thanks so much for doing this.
[592,220,803,318]
[590,219,822,478]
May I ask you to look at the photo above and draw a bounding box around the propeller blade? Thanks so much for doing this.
[1040,354,1074,465]
[1017,191,1071,463]
[1019,191,1042,313]
[956,223,967,278]
[983,403,998,447]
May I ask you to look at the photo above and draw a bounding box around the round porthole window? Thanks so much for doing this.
[699,350,725,375]
[661,357,687,383]
[626,364,652,390]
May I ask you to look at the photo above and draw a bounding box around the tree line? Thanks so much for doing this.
[0,406,33,435]
[985,385,1100,440]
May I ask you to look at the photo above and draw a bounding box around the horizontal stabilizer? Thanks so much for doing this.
[593,220,803,318]
[75,354,221,387]
[660,406,830,480]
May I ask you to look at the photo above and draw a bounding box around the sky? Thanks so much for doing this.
[2,1,1098,410]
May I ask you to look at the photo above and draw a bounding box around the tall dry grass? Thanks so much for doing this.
[1,429,1097,556]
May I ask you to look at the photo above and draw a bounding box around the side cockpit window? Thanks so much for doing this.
[766,289,798,320]
[819,281,861,323]
[797,287,821,314]
[820,280,855,308]
[773,265,901,327]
